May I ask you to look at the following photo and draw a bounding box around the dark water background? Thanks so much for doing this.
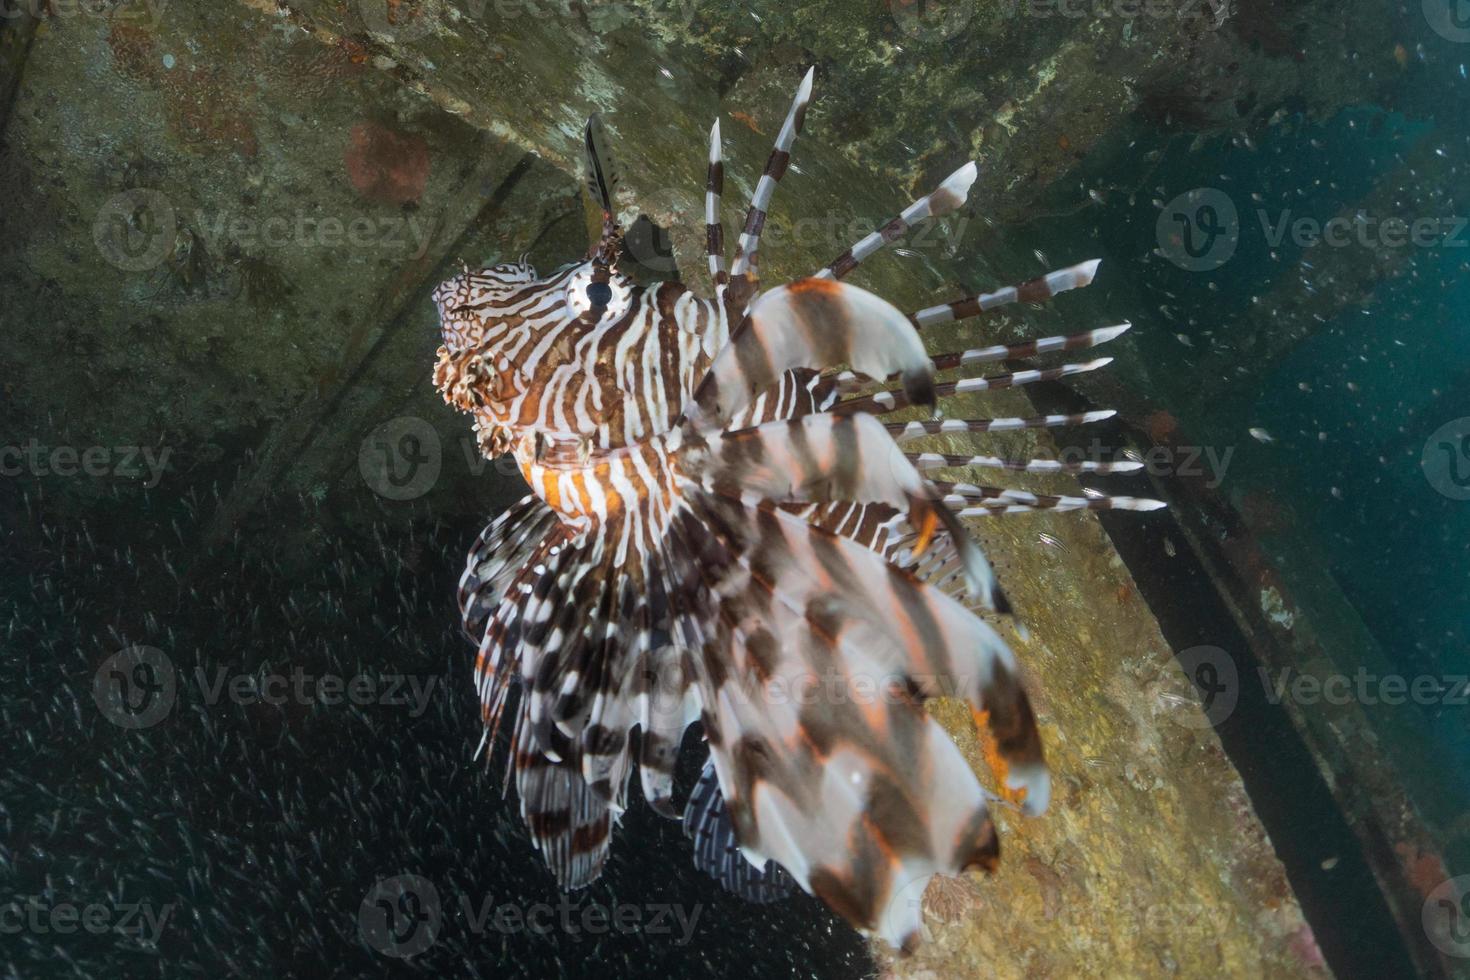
[2,487,869,977]
[5,1,1470,978]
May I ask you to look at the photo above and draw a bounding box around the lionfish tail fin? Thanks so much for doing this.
[684,757,796,903]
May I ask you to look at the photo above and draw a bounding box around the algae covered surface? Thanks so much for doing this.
[0,0,1380,976]
[890,407,1317,978]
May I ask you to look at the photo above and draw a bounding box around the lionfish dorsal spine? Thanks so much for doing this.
[729,66,815,283]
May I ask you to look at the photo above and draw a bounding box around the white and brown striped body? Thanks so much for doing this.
[434,259,733,534]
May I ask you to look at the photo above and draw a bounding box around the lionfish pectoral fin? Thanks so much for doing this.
[663,460,1051,924]
[691,412,1006,613]
[668,496,1030,949]
[817,160,979,281]
[634,639,699,819]
[683,757,795,904]
[911,258,1103,328]
[687,280,934,430]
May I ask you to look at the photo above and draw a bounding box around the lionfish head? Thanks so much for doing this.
[430,258,539,354]
[430,259,544,458]
[430,249,640,462]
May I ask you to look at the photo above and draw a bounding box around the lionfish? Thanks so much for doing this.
[432,68,1162,951]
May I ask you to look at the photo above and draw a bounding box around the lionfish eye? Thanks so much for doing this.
[586,282,612,307]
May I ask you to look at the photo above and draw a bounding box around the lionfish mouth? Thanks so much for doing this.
[432,66,1163,954]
